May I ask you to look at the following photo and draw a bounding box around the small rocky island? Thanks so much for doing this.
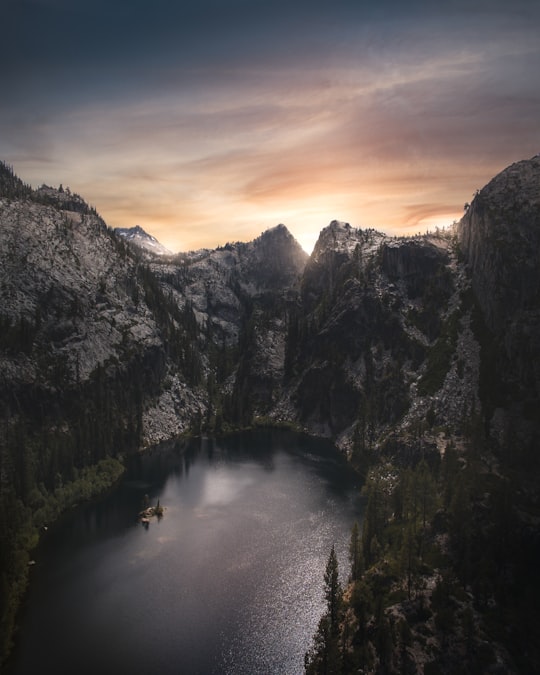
[139,497,164,526]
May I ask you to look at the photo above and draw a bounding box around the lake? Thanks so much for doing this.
[11,430,363,675]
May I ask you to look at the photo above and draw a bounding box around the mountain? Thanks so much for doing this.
[284,223,459,447]
[0,168,310,661]
[1,157,540,671]
[115,225,172,256]
[458,156,540,459]
[301,158,540,674]
[0,175,204,439]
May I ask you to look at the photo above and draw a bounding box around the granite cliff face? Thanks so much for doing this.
[2,157,540,671]
[5,152,533,462]
[115,225,172,256]
[141,222,308,432]
[0,164,309,457]
[271,221,463,459]
[458,156,540,459]
[458,156,540,333]
[2,155,539,484]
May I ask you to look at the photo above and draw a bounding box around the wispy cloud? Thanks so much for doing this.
[1,0,540,252]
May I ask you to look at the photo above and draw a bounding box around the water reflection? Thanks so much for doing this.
[12,430,362,675]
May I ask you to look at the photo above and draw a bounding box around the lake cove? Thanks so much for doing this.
[11,430,363,675]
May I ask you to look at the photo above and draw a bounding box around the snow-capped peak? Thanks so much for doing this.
[115,225,171,256]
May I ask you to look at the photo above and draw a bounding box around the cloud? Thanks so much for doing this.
[1,0,540,252]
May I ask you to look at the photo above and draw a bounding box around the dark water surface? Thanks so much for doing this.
[11,430,363,675]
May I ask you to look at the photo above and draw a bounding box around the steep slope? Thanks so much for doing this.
[0,166,310,594]
[0,198,157,383]
[145,223,306,337]
[0,187,204,451]
[115,225,172,256]
[0,172,209,658]
[2,157,540,671]
[145,223,309,427]
[304,158,540,674]
[265,221,465,462]
[458,155,540,462]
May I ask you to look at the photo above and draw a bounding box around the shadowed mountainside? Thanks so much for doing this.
[1,156,540,671]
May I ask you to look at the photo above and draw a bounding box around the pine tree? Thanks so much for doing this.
[349,521,364,582]
[324,545,342,635]
[305,546,344,674]
[361,475,388,566]
[400,521,417,600]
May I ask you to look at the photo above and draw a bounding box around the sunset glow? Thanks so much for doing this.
[2,0,539,253]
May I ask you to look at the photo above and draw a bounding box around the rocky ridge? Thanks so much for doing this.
[1,156,540,671]
[0,198,159,382]
[115,225,172,257]
[458,156,540,461]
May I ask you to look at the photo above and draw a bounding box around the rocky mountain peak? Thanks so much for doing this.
[115,225,172,256]
[263,222,289,235]
[458,155,540,332]
[199,223,308,296]
[250,223,296,253]
[477,154,540,207]
[2,158,540,672]
[310,220,386,264]
[457,155,540,440]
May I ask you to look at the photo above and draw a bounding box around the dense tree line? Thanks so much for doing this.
[305,436,540,674]
[0,343,167,659]
[0,161,99,216]
[0,235,208,666]
[0,256,211,661]
[137,264,203,387]
[228,291,296,428]
[2,160,539,672]
[0,162,33,201]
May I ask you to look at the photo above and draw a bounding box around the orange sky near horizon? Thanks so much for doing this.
[2,0,539,254]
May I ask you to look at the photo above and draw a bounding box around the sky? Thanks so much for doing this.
[2,0,540,254]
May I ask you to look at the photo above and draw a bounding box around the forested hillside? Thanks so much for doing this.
[1,157,539,672]
[303,157,540,674]
[0,162,206,659]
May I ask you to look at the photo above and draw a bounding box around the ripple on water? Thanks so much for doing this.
[12,431,362,675]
